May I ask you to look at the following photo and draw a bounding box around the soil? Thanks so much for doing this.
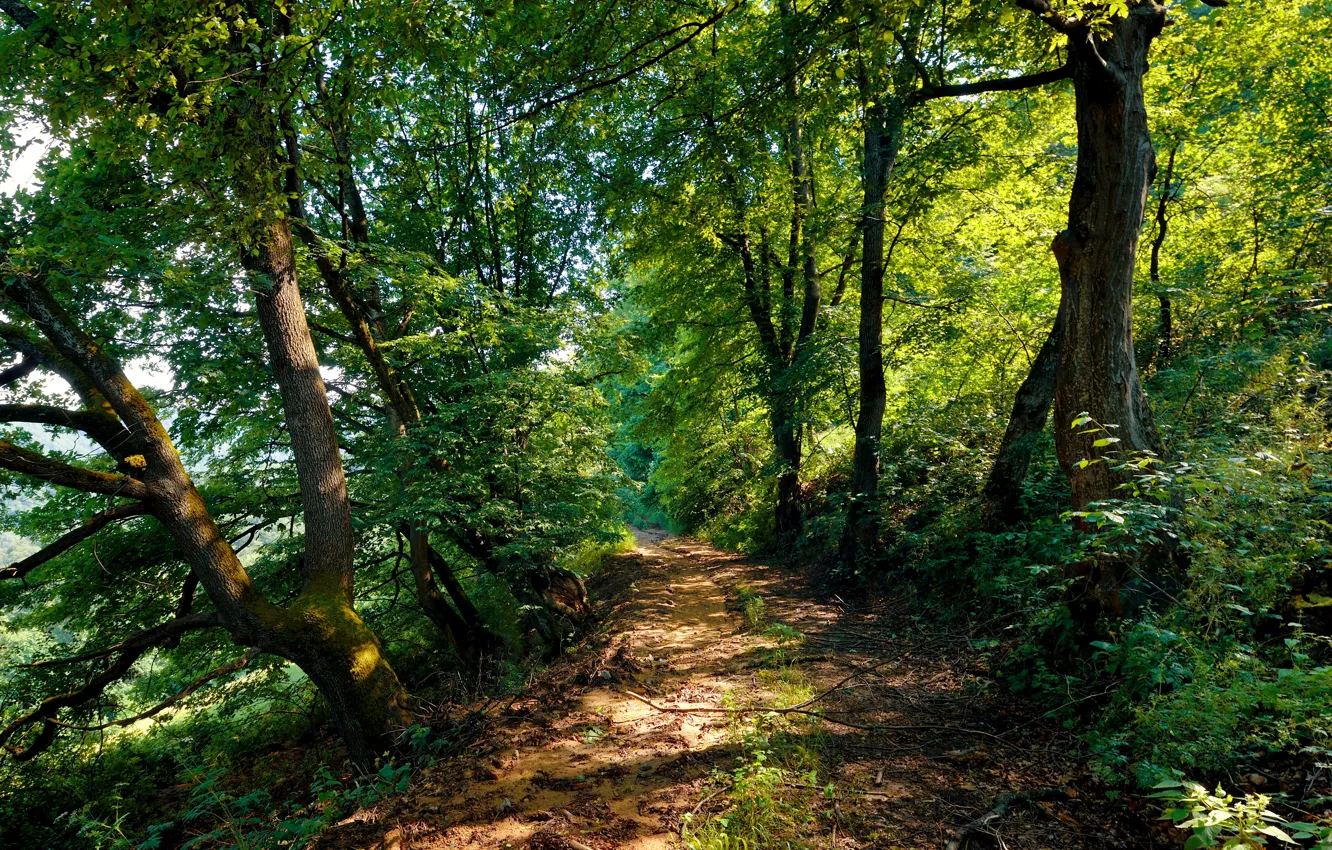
[317,530,1170,849]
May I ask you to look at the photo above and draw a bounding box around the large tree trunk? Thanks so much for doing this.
[262,586,412,772]
[981,296,1069,528]
[246,220,412,767]
[6,249,413,771]
[1050,5,1168,637]
[251,219,357,595]
[1052,11,1166,512]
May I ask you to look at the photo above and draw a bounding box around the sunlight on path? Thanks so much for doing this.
[399,529,753,850]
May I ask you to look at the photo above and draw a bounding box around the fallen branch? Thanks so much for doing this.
[944,787,1073,850]
[784,644,920,712]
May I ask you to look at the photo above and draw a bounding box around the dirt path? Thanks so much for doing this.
[335,532,1161,850]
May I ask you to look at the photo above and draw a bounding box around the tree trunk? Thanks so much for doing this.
[773,404,802,537]
[450,527,589,657]
[246,220,412,767]
[1146,143,1179,370]
[762,0,821,542]
[251,219,357,597]
[409,525,477,659]
[10,238,413,771]
[1051,11,1167,512]
[981,295,1068,528]
[261,583,412,772]
[1049,6,1168,638]
[839,98,903,567]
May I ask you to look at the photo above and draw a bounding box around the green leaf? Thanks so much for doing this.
[1255,825,1295,843]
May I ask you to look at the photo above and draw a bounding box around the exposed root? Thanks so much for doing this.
[944,787,1074,850]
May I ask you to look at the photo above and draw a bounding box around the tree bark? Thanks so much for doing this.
[981,296,1069,528]
[773,399,803,537]
[250,219,357,598]
[1048,4,1169,638]
[1051,9,1167,513]
[839,97,904,567]
[262,586,412,772]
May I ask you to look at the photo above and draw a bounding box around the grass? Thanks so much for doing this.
[560,526,638,577]
[733,584,767,632]
[682,618,831,850]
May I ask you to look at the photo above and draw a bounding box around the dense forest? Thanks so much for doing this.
[0,0,1329,847]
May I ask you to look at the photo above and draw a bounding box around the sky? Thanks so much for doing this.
[0,119,48,197]
[3,119,174,393]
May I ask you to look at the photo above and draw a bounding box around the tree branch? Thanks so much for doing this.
[1,278,174,468]
[0,502,150,582]
[0,439,153,499]
[915,63,1070,101]
[1015,0,1081,33]
[829,230,860,307]
[53,652,255,733]
[0,356,36,387]
[1,612,222,760]
[23,611,221,669]
[0,403,139,461]
[0,325,121,419]
[513,1,744,124]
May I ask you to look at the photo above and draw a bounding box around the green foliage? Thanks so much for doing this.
[0,0,1328,841]
[734,584,768,633]
[559,526,638,578]
[610,0,1332,804]
[1155,780,1332,850]
[72,759,412,850]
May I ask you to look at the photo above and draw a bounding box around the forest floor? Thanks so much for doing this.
[316,530,1170,850]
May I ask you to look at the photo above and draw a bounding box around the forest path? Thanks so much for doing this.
[337,532,1157,850]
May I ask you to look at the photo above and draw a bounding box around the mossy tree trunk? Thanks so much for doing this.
[0,217,412,771]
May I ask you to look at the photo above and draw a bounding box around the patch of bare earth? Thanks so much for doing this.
[322,531,1168,849]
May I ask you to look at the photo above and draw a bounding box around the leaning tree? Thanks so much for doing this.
[0,0,414,769]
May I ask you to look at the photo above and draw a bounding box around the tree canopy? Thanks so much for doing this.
[1,0,1330,846]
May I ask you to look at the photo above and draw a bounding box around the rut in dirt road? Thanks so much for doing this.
[329,532,1161,850]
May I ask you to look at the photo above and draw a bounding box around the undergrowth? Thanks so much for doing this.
[647,327,1332,839]
[683,614,832,850]
[73,727,443,850]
